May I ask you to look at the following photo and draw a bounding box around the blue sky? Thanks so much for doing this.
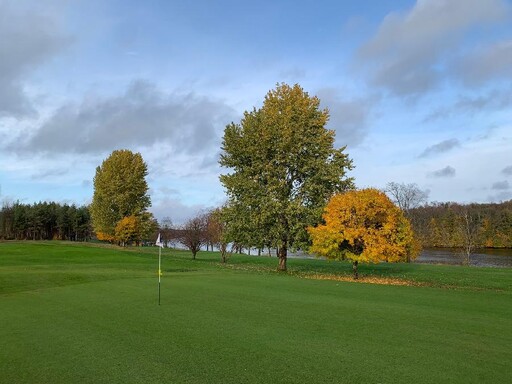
[1,0,511,223]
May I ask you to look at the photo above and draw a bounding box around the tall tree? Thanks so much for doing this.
[220,83,354,271]
[90,149,151,242]
[308,188,417,279]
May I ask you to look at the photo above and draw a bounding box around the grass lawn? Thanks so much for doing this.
[1,241,511,383]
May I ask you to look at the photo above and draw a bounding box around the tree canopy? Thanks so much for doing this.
[220,83,354,271]
[90,149,151,243]
[0,201,91,241]
[308,188,417,279]
[409,200,512,251]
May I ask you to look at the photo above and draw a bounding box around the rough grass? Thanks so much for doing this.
[1,241,511,383]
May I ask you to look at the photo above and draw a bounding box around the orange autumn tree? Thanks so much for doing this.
[308,188,418,279]
[114,215,139,247]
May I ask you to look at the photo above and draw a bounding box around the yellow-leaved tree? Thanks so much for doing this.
[308,188,418,279]
[90,149,152,244]
[114,215,139,247]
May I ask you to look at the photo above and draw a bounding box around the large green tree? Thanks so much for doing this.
[220,83,354,271]
[90,149,151,241]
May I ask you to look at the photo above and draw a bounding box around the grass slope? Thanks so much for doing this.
[1,242,511,383]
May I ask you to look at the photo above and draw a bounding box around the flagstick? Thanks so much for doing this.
[158,245,161,306]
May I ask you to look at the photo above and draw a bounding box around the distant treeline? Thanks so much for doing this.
[2,199,512,249]
[0,202,92,241]
[410,200,512,248]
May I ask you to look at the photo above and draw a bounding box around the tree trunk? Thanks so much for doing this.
[278,245,287,271]
[352,260,358,280]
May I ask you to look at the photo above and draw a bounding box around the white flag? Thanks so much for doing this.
[155,233,164,248]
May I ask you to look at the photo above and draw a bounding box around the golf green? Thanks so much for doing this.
[1,242,511,383]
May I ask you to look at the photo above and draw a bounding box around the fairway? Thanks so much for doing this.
[1,242,511,383]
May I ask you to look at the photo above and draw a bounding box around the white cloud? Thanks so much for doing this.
[454,40,512,86]
[9,80,236,156]
[150,196,209,225]
[317,88,377,147]
[356,0,509,96]
[0,1,70,118]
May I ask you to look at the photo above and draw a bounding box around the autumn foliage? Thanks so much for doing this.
[90,149,154,245]
[96,231,116,243]
[90,150,150,236]
[308,188,418,279]
[115,215,139,246]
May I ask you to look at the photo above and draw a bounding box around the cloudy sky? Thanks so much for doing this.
[1,0,511,223]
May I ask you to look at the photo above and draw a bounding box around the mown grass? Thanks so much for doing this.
[1,241,511,383]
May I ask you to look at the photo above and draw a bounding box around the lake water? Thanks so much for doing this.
[187,243,512,268]
[251,247,512,268]
[416,248,512,268]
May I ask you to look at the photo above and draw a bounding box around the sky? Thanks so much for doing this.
[1,0,512,224]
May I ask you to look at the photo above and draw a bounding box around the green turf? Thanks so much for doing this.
[1,241,511,383]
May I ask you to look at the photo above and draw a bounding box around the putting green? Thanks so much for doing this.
[1,242,511,383]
